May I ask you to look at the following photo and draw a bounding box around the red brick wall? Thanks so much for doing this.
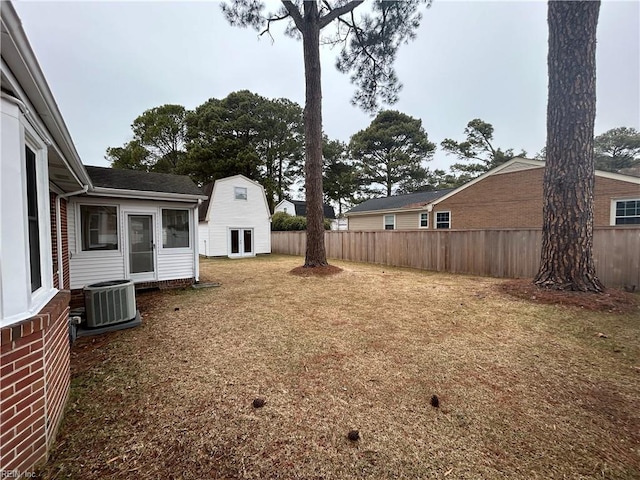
[50,193,59,289]
[0,291,70,474]
[434,168,640,229]
[49,195,70,290]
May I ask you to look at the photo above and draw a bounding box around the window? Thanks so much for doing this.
[80,205,118,251]
[162,209,190,248]
[234,187,247,200]
[384,214,395,230]
[435,211,451,229]
[25,146,42,292]
[419,212,429,228]
[614,199,640,225]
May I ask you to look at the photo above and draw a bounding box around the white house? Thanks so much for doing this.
[198,175,271,257]
[67,166,207,289]
[274,199,336,219]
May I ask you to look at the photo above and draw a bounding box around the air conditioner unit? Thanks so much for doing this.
[84,280,136,328]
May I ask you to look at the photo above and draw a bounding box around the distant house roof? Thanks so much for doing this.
[346,189,455,215]
[85,166,204,197]
[288,200,336,219]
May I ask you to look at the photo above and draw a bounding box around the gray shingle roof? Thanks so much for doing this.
[86,166,203,196]
[346,189,455,214]
[289,200,336,219]
[198,182,215,221]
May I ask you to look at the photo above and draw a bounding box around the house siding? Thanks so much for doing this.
[68,197,197,289]
[201,177,271,257]
[348,211,424,230]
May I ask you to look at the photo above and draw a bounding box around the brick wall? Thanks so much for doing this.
[50,193,59,289]
[0,291,71,474]
[49,195,70,290]
[434,168,640,229]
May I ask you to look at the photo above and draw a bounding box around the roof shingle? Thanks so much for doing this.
[86,166,203,196]
[347,189,455,214]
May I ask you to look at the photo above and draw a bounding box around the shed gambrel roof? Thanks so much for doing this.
[85,166,204,196]
[346,189,455,215]
[198,174,270,222]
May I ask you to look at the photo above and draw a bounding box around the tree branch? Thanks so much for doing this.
[259,12,291,41]
[281,1,303,31]
[319,0,364,29]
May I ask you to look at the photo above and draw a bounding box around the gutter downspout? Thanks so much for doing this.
[56,186,88,289]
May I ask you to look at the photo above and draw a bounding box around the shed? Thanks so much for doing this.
[198,175,271,257]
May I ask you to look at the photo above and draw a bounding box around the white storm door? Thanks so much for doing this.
[127,214,156,282]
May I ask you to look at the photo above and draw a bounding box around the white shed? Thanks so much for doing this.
[198,175,271,257]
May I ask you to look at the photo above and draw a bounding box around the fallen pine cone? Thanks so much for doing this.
[252,398,265,408]
[431,395,440,408]
[347,430,360,441]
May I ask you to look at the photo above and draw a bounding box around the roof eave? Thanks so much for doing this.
[1,2,91,187]
[88,186,207,202]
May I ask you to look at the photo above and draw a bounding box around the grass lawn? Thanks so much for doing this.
[40,255,639,479]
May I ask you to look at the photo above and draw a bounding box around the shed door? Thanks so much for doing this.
[128,214,156,281]
[229,228,254,257]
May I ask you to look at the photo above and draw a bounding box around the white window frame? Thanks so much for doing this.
[435,211,451,229]
[77,203,121,254]
[610,198,640,226]
[234,186,248,200]
[419,212,429,228]
[24,131,54,310]
[160,208,192,251]
[384,214,396,230]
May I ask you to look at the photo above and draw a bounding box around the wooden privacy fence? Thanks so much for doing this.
[271,228,640,288]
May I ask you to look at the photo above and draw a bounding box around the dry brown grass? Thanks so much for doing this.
[40,255,640,479]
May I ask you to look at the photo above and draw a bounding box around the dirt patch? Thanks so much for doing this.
[289,264,344,276]
[500,278,640,314]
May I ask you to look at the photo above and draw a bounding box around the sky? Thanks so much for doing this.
[13,0,640,172]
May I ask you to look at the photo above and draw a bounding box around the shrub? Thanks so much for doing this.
[271,211,333,231]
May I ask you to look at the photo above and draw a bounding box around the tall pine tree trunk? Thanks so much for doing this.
[302,1,328,267]
[534,1,604,292]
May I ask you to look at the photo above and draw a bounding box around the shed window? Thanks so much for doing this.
[81,205,118,251]
[615,199,640,225]
[384,214,395,230]
[162,209,190,248]
[25,146,42,292]
[435,211,451,229]
[419,212,428,228]
[234,187,247,200]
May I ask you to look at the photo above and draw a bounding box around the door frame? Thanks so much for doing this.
[124,212,158,282]
[227,227,254,258]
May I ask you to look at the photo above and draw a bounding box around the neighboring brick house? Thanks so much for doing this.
[345,158,640,230]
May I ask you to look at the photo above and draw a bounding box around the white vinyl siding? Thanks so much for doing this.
[68,198,197,289]
[200,176,271,257]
